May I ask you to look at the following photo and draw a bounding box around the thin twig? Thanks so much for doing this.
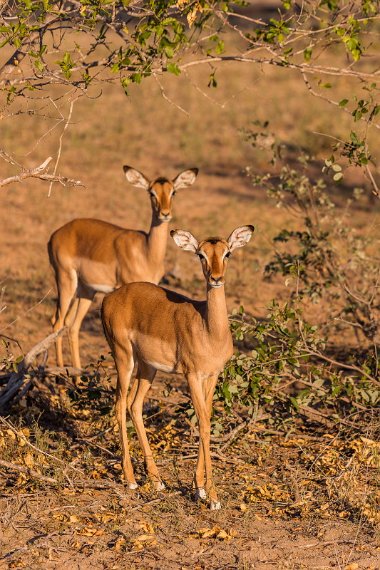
[305,349,380,386]
[48,97,77,196]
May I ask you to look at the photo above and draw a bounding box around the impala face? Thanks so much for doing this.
[148,178,176,223]
[197,239,230,288]
[123,165,199,224]
[171,225,255,289]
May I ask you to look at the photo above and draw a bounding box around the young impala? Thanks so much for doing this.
[101,224,254,510]
[48,165,198,372]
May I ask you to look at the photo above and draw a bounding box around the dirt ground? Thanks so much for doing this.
[1,39,379,569]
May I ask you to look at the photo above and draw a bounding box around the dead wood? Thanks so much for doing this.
[0,329,66,408]
[0,458,58,484]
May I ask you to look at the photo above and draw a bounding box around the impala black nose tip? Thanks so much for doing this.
[210,276,224,287]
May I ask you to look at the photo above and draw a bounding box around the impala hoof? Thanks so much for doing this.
[195,488,207,501]
[128,482,138,490]
[210,501,221,510]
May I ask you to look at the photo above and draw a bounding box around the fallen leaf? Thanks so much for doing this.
[114,536,126,552]
[140,521,155,534]
[196,526,234,540]
[23,452,34,468]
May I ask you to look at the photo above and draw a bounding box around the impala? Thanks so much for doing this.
[101,224,254,510]
[48,165,198,372]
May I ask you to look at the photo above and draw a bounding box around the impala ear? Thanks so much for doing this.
[227,225,255,252]
[173,168,199,190]
[170,229,199,253]
[123,165,150,190]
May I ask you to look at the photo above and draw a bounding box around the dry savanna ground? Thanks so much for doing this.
[0,35,380,570]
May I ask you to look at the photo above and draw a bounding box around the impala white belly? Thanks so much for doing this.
[88,283,115,294]
[134,333,179,373]
[145,360,177,373]
[76,257,117,292]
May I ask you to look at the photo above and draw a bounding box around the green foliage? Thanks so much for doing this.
[57,52,74,79]
[249,133,379,344]
[216,304,380,417]
[254,18,290,45]
[201,126,378,435]
[0,0,233,96]
[335,16,363,62]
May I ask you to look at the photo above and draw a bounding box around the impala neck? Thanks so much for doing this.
[205,284,230,340]
[147,215,170,264]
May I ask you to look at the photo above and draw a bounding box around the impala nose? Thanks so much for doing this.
[210,276,224,287]
[160,211,171,221]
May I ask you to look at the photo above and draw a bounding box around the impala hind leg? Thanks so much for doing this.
[129,363,164,490]
[51,268,77,367]
[68,291,95,381]
[188,374,220,510]
[114,345,137,489]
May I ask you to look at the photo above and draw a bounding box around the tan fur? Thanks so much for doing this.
[48,166,198,372]
[101,225,254,509]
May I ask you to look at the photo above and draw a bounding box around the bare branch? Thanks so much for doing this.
[176,55,380,82]
[48,97,77,196]
[0,153,83,189]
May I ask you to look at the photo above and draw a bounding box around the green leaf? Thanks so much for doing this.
[167,62,181,76]
[34,58,45,72]
[215,39,225,55]
[289,396,299,411]
[333,172,343,181]
[208,72,217,88]
[339,98,349,107]
[164,45,174,58]
[303,47,312,62]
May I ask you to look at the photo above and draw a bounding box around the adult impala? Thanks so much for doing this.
[101,225,254,510]
[48,165,198,371]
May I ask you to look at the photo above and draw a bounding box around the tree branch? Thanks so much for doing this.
[0,154,83,189]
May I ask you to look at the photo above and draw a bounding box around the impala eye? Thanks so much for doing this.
[225,251,231,259]
[172,190,176,196]
[197,252,205,260]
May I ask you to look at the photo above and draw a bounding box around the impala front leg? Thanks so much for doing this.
[188,374,220,510]
[193,373,219,503]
